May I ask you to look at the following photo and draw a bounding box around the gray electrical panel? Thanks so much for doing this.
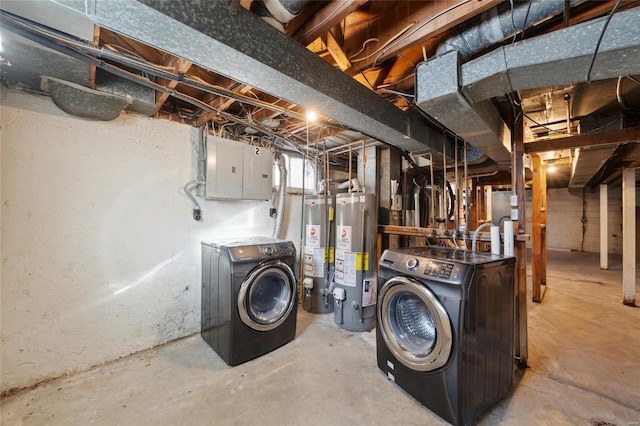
[243,144,273,200]
[205,136,273,200]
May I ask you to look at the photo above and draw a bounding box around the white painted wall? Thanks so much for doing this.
[491,185,626,254]
[546,186,624,253]
[0,90,300,392]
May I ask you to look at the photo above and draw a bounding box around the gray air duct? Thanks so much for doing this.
[419,6,640,172]
[436,0,581,60]
[253,0,309,32]
[43,76,132,121]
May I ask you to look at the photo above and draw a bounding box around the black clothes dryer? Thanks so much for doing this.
[377,246,517,425]
[201,237,297,366]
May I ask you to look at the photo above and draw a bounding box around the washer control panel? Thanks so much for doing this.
[423,260,454,279]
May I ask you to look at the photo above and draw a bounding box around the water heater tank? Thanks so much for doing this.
[302,194,335,314]
[332,192,378,331]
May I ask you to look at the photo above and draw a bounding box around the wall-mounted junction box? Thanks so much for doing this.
[205,136,273,200]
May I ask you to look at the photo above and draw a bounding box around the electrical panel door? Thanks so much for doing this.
[205,136,243,199]
[243,144,273,200]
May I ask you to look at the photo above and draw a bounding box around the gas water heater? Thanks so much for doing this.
[302,195,335,314]
[332,192,378,331]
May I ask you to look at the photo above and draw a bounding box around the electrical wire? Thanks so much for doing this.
[586,0,622,84]
[351,22,416,63]
[349,37,380,59]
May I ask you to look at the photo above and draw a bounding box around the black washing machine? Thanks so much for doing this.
[201,237,297,366]
[377,246,518,425]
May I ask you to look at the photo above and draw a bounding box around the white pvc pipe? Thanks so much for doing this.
[490,225,501,255]
[504,220,514,256]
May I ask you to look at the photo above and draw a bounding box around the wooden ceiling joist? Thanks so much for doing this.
[153,55,193,115]
[347,0,502,75]
[291,0,368,47]
[524,127,640,154]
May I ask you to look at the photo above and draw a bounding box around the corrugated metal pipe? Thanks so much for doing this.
[273,150,288,239]
[436,0,581,61]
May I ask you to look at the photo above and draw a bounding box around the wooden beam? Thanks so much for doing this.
[524,127,640,153]
[239,0,253,10]
[292,0,368,47]
[326,30,352,71]
[195,84,254,127]
[532,154,548,303]
[347,0,502,74]
[622,167,636,306]
[152,56,193,116]
[88,25,100,89]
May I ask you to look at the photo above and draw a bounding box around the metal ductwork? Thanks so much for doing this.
[87,0,452,161]
[254,0,308,32]
[436,0,580,61]
[416,51,512,169]
[417,7,640,171]
[43,76,132,121]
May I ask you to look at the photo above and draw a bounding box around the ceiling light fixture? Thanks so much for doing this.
[306,110,317,122]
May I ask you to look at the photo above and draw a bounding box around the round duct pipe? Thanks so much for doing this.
[436,0,581,61]
[42,76,131,121]
[253,0,309,32]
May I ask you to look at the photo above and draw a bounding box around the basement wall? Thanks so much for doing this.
[491,184,626,254]
[546,186,624,254]
[0,89,300,392]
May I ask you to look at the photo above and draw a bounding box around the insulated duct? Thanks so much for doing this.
[436,0,580,60]
[418,7,640,171]
[253,0,309,32]
[273,150,288,239]
[43,76,132,120]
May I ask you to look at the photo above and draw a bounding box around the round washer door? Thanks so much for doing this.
[378,276,453,371]
[238,260,296,332]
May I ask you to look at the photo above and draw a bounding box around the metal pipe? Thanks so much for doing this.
[454,136,460,234]
[428,153,436,230]
[183,179,204,221]
[463,139,468,234]
[443,132,449,234]
[323,140,331,308]
[359,204,367,322]
[361,139,366,193]
[273,150,288,239]
[348,144,353,193]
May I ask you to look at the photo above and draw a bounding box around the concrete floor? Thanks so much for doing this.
[2,250,639,425]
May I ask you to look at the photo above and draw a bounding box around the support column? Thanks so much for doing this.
[513,112,527,366]
[532,155,547,302]
[622,168,636,306]
[600,184,609,270]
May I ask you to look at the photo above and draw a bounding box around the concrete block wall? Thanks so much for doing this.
[546,186,623,254]
[491,184,624,254]
[0,89,301,393]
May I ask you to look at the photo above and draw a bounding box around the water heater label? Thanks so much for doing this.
[334,249,356,286]
[336,226,352,251]
[362,277,377,307]
[306,224,321,247]
[303,247,325,277]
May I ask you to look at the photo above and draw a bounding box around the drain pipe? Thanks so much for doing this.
[436,0,580,60]
[273,150,288,239]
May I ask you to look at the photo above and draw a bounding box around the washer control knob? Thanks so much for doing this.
[406,258,419,270]
[263,246,274,256]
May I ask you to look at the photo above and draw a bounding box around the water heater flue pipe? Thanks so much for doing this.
[273,150,288,239]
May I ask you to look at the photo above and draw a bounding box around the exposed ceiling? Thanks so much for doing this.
[1,0,639,190]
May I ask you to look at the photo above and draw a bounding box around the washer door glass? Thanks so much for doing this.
[378,276,452,371]
[238,261,295,332]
